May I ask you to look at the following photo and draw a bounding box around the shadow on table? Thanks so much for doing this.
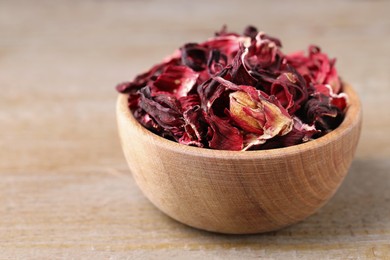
[270,158,390,239]
[172,158,390,244]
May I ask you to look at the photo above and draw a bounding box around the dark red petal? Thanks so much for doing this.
[207,50,228,76]
[116,81,134,93]
[127,93,140,109]
[313,84,332,96]
[231,46,258,86]
[285,51,308,68]
[286,45,341,97]
[331,94,348,111]
[179,94,201,112]
[250,35,278,68]
[180,43,208,72]
[117,57,181,94]
[201,35,244,61]
[153,65,199,98]
[133,108,162,134]
[270,80,294,111]
[270,71,308,114]
[243,25,258,39]
[138,87,185,139]
[214,76,241,91]
[207,114,243,151]
[303,94,344,131]
[178,132,203,147]
[181,105,208,145]
[197,68,234,111]
[324,65,341,93]
[312,84,348,111]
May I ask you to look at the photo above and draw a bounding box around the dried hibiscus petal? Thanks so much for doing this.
[285,45,342,94]
[231,46,258,86]
[270,70,308,114]
[179,105,208,147]
[303,94,344,132]
[116,25,348,151]
[196,68,235,112]
[153,65,199,97]
[253,117,319,150]
[228,86,293,150]
[312,84,348,111]
[138,87,185,140]
[229,90,266,135]
[181,43,208,72]
[207,50,228,76]
[207,113,243,151]
[116,56,181,94]
[247,32,280,69]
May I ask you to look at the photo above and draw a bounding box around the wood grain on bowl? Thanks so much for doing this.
[117,83,362,234]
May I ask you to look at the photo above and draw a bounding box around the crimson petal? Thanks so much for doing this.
[181,43,208,72]
[138,87,185,140]
[231,46,257,86]
[153,65,199,98]
[270,70,308,114]
[207,114,243,151]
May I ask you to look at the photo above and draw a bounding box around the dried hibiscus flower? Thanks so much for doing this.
[116,25,348,151]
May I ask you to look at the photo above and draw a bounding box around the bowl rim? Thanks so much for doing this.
[117,82,362,159]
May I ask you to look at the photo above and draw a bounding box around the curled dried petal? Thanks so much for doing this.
[228,87,293,150]
[202,34,250,63]
[138,87,185,139]
[243,25,258,39]
[181,43,208,72]
[303,94,344,131]
[197,68,235,111]
[312,84,347,111]
[229,91,265,134]
[231,45,258,86]
[116,56,181,94]
[153,65,199,97]
[270,70,308,114]
[286,45,342,94]
[254,117,319,150]
[207,113,243,151]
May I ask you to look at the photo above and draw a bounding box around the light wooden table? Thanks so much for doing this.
[1,0,389,259]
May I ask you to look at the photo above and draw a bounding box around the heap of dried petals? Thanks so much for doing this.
[116,26,348,151]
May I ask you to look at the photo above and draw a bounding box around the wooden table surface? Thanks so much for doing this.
[1,0,389,259]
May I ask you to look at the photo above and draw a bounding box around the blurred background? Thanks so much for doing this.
[1,0,389,258]
[1,0,389,172]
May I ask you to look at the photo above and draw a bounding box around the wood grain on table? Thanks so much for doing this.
[1,0,389,259]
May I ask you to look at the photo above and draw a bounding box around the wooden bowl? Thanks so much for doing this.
[116,83,362,234]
